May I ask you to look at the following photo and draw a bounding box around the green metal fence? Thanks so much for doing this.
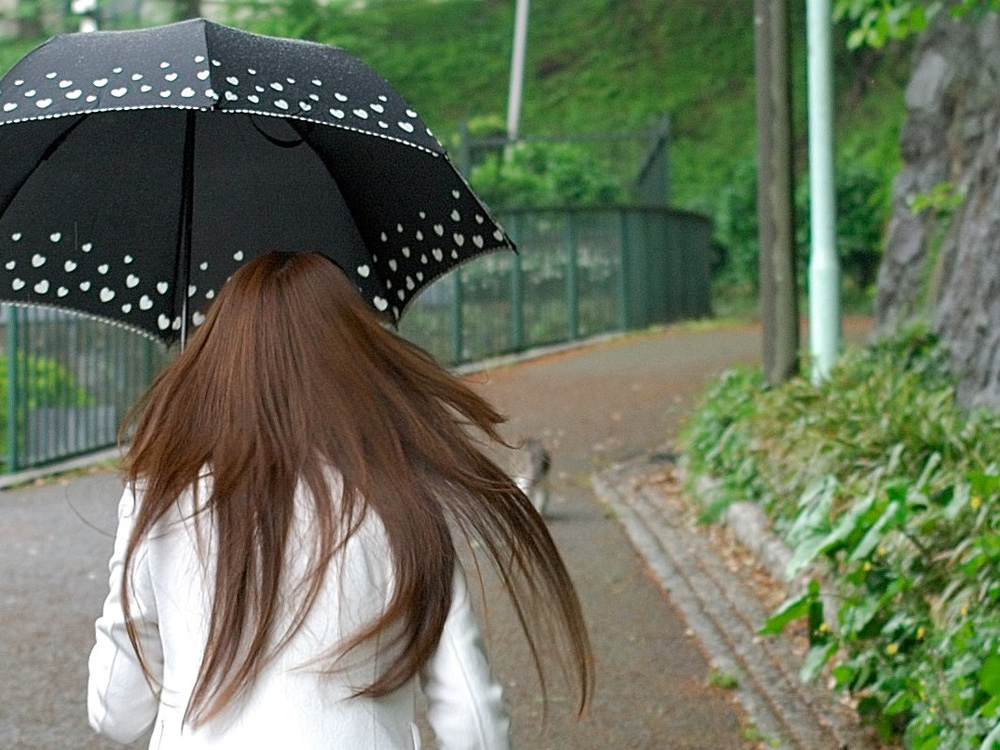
[0,204,710,473]
[1,306,169,472]
[399,205,712,365]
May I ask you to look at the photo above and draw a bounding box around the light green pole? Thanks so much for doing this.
[806,0,841,380]
[507,0,530,139]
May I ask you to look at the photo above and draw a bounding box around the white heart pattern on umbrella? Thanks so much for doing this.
[0,18,514,342]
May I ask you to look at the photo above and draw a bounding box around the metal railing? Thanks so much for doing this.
[0,204,711,472]
[400,205,712,365]
[0,306,169,472]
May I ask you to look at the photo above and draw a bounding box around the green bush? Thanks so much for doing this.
[0,353,90,463]
[469,141,629,210]
[680,327,1000,748]
[712,157,888,295]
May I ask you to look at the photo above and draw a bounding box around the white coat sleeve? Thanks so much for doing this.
[420,565,512,750]
[87,486,163,744]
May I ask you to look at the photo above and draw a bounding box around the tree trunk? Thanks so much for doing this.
[179,0,201,21]
[754,0,799,385]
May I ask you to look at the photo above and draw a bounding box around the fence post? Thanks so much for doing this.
[508,213,524,352]
[458,121,472,177]
[144,334,154,392]
[565,212,579,339]
[618,211,631,330]
[6,306,18,472]
[450,270,464,365]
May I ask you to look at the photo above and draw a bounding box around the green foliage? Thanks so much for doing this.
[208,0,905,214]
[834,0,1000,48]
[908,181,967,317]
[707,667,741,690]
[681,327,1000,747]
[0,36,46,76]
[469,142,629,209]
[0,353,90,463]
[1,0,912,240]
[910,181,966,216]
[834,0,939,48]
[712,157,888,293]
[712,159,761,291]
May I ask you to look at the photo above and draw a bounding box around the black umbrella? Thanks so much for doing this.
[0,19,513,344]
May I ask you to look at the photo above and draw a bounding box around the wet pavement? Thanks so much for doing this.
[0,321,868,749]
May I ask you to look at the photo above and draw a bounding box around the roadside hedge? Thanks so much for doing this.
[680,328,1000,749]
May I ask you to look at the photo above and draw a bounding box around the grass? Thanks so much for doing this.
[706,667,741,690]
[0,0,910,219]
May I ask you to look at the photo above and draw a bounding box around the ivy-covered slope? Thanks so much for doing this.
[0,0,910,214]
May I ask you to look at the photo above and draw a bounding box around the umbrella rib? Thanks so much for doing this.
[248,116,314,148]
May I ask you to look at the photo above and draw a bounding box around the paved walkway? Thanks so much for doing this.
[0,321,871,749]
[593,457,877,749]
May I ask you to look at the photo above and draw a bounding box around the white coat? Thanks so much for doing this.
[87,478,511,750]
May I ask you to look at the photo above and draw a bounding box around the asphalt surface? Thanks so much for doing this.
[0,321,839,749]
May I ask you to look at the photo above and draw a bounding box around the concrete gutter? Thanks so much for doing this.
[592,451,878,750]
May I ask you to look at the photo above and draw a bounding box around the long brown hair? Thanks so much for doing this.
[120,251,593,727]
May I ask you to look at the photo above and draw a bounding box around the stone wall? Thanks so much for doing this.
[875,12,1000,408]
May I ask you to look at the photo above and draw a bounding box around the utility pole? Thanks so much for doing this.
[507,0,530,140]
[70,0,99,32]
[754,0,799,385]
[806,0,841,380]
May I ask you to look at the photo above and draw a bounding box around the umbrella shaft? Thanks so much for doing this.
[177,111,196,349]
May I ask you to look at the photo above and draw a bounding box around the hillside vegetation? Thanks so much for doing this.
[233,0,910,213]
[0,0,912,300]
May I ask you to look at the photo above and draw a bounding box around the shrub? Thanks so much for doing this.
[0,353,90,464]
[711,157,887,295]
[680,327,1000,747]
[469,142,629,209]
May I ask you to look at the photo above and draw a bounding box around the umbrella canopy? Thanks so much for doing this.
[0,19,513,344]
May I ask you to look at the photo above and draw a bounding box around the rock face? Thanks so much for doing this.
[875,12,1000,407]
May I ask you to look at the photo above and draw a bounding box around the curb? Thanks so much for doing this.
[0,446,122,491]
[592,452,879,750]
[0,331,635,493]
[696,473,841,631]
